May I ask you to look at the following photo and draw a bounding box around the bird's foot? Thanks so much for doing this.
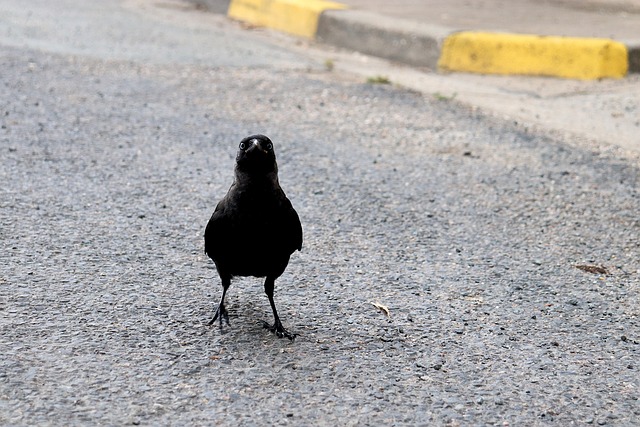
[262,320,297,341]
[208,303,230,327]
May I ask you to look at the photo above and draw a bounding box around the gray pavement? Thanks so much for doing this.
[1,0,639,425]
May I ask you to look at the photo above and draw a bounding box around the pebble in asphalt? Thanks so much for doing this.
[1,3,639,426]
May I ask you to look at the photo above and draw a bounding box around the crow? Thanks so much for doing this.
[204,134,303,340]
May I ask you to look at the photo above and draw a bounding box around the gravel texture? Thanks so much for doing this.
[1,19,639,426]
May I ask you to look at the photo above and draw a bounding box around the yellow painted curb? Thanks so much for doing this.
[438,32,628,80]
[228,0,347,39]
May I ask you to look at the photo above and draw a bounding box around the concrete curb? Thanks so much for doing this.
[192,0,640,79]
[191,0,231,14]
[438,32,629,80]
[316,10,449,69]
[628,43,640,72]
[227,0,347,38]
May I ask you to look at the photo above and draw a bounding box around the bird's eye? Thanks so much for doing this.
[239,142,246,150]
[266,143,273,150]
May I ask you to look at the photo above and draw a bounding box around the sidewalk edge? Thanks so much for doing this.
[189,0,639,78]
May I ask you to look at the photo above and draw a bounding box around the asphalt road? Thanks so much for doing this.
[1,0,639,425]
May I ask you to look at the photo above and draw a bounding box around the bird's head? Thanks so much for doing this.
[235,134,278,176]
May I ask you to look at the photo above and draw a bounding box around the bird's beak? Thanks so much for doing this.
[252,139,268,154]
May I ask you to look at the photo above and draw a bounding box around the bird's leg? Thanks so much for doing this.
[262,276,297,340]
[208,275,231,327]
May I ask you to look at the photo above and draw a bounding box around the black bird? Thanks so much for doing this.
[204,134,303,340]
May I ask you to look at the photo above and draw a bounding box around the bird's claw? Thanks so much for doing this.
[208,304,230,327]
[262,320,297,341]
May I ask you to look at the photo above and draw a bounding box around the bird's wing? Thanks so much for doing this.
[281,195,303,252]
[204,198,229,257]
